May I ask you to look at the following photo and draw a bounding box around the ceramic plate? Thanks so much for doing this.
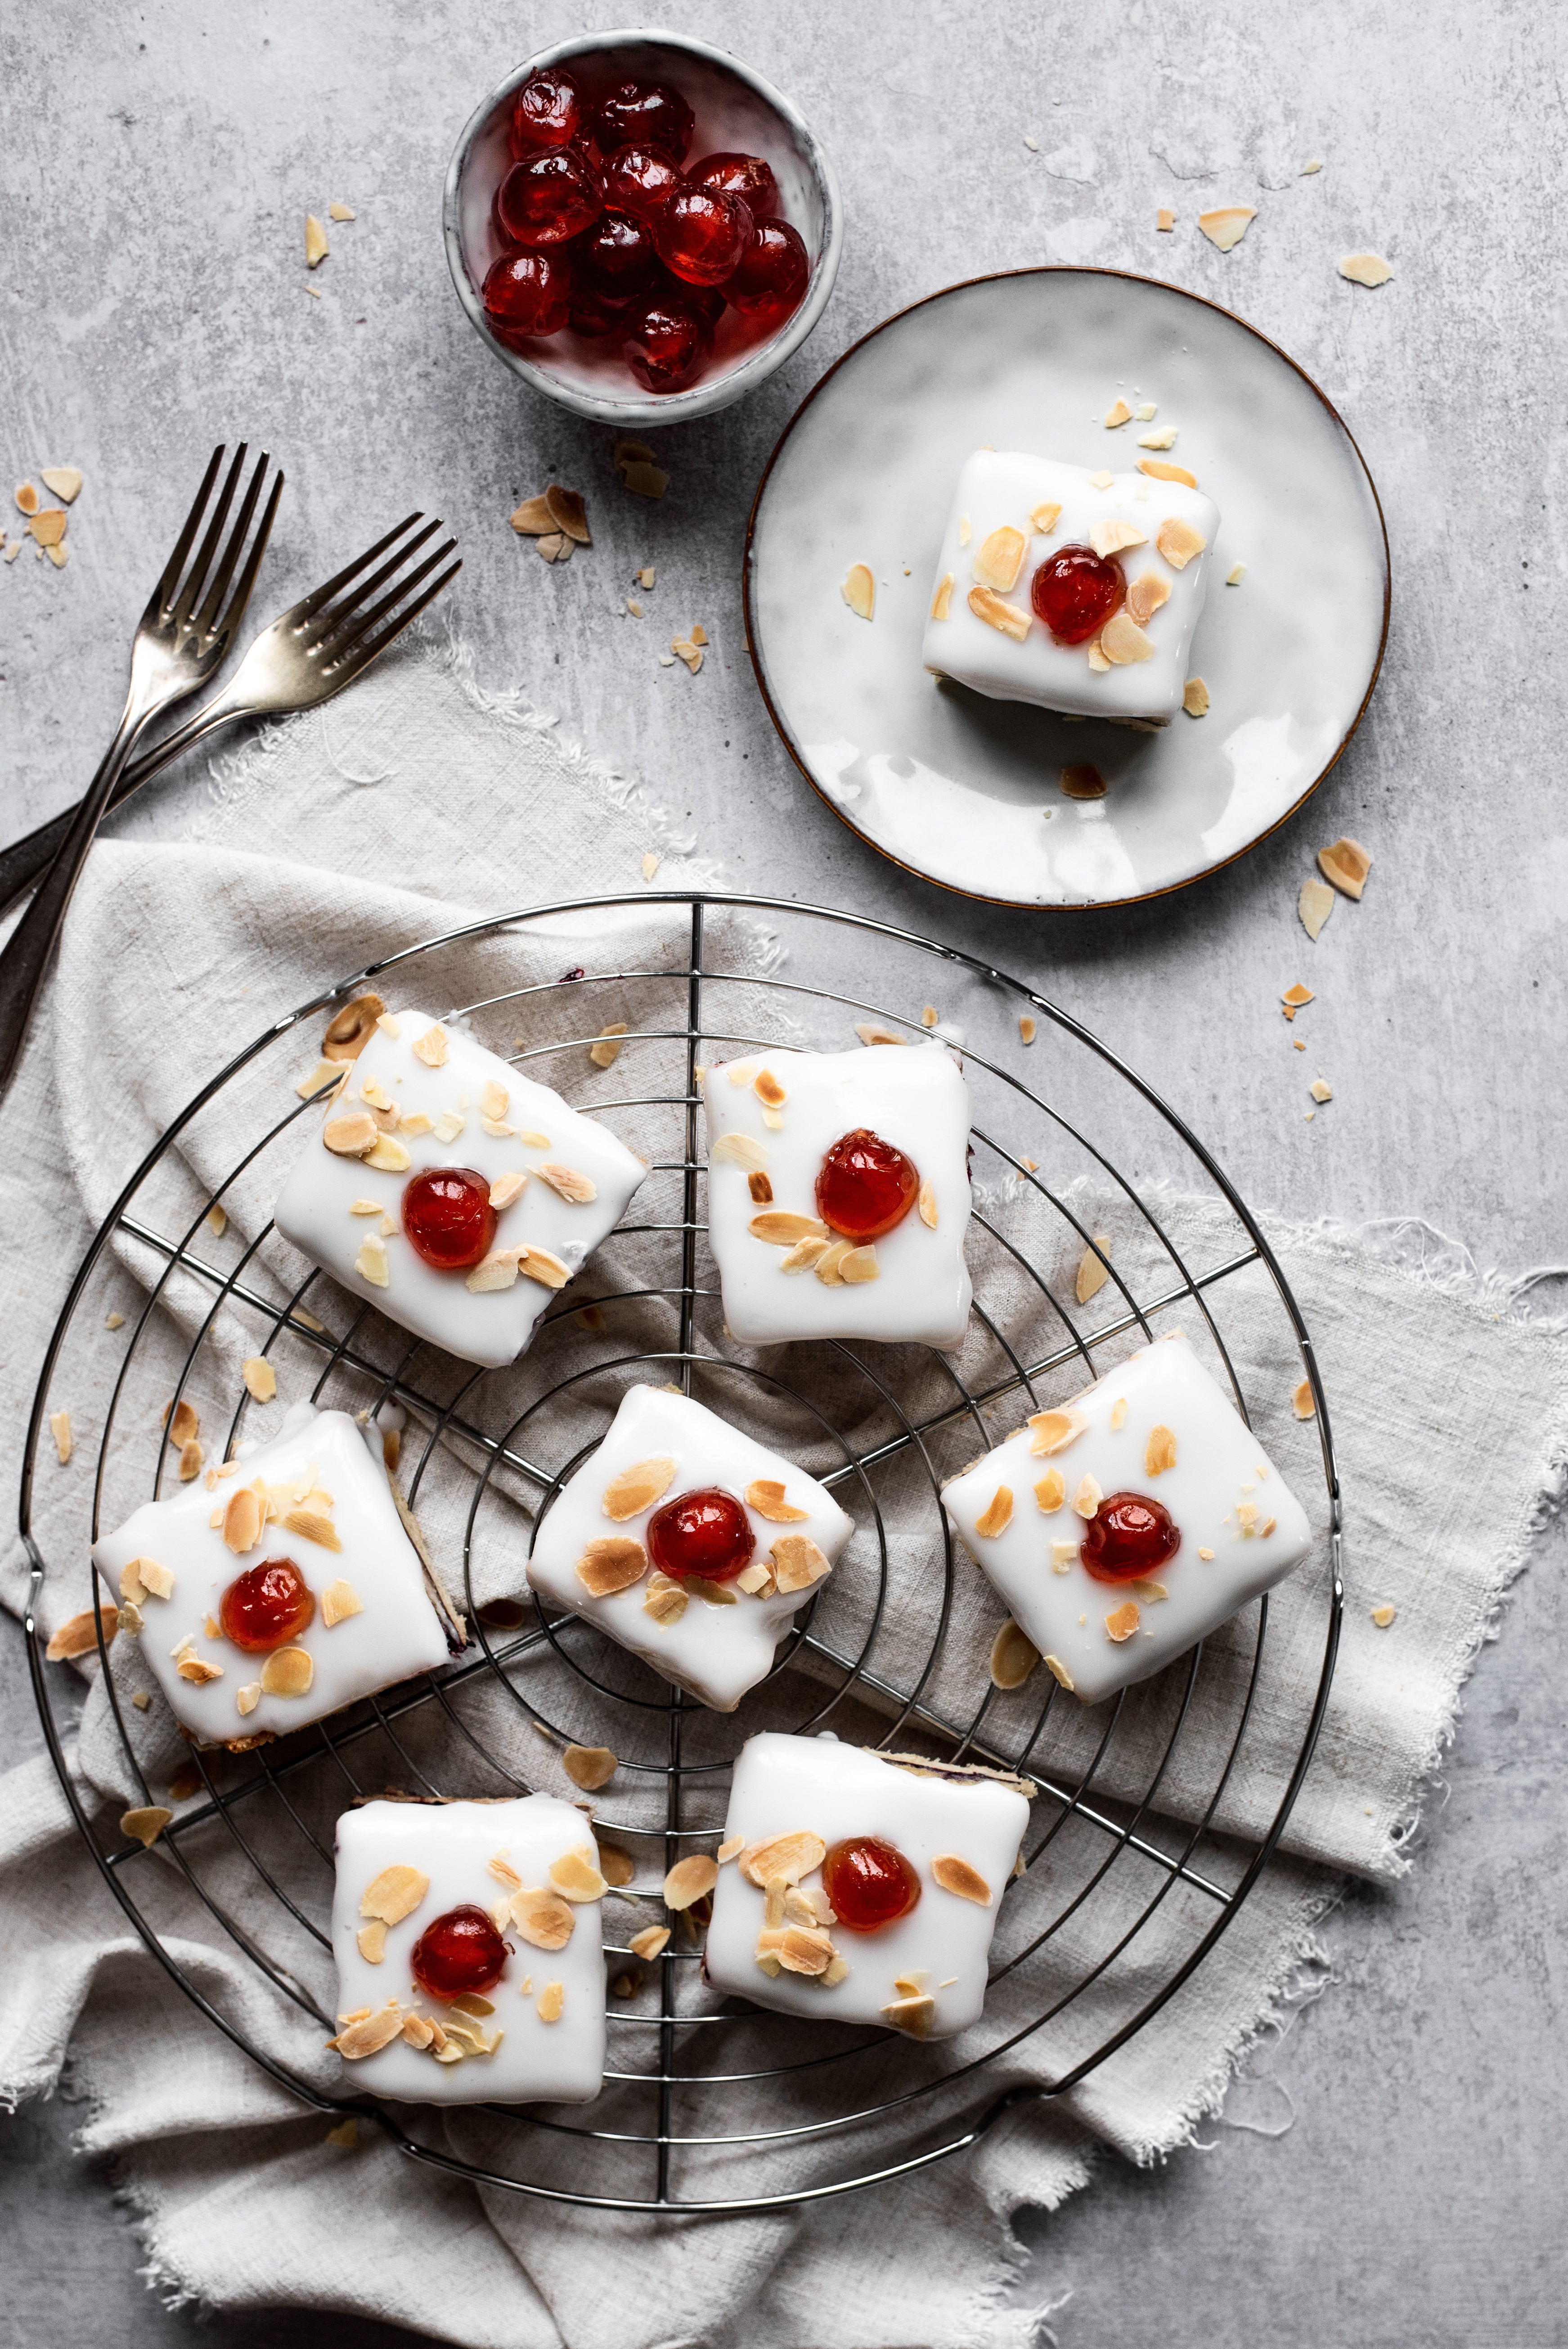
[744,269,1389,909]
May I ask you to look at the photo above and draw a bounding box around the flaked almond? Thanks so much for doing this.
[741,1829,827,1888]
[411,1022,449,1069]
[1339,252,1393,288]
[1145,1424,1177,1476]
[489,1170,526,1210]
[433,1108,466,1143]
[321,1579,363,1626]
[14,482,39,515]
[549,1845,607,1902]
[400,2014,435,2050]
[1104,396,1133,428]
[242,1357,276,1404]
[603,1455,677,1520]
[1060,762,1106,799]
[222,1485,264,1554]
[1076,1235,1112,1304]
[1183,677,1210,717]
[177,1654,225,1683]
[1029,1408,1088,1456]
[1198,204,1256,251]
[1318,836,1372,899]
[589,1021,628,1068]
[780,1234,831,1273]
[1138,426,1179,451]
[931,1854,992,1905]
[364,1134,411,1173]
[1311,1077,1334,1103]
[576,1536,647,1596]
[1156,206,1176,230]
[718,1834,745,1864]
[842,562,875,619]
[518,1245,570,1289]
[1100,609,1156,665]
[973,525,1027,592]
[1044,1653,1075,1689]
[1129,1578,1168,1602]
[735,1561,776,1595]
[1299,877,1335,941]
[989,1618,1040,1690]
[770,1533,833,1592]
[166,1394,200,1442]
[138,1557,176,1600]
[968,583,1030,641]
[750,1209,828,1245]
[511,493,556,535]
[930,571,955,620]
[1156,517,1206,569]
[692,1577,737,1607]
[1073,1472,1103,1519]
[179,1437,204,1482]
[748,1171,773,1204]
[333,2007,406,2060]
[745,1477,809,1523]
[1371,1603,1397,1628]
[754,1067,787,1108]
[642,1572,687,1624]
[630,1925,670,1961]
[27,507,67,547]
[882,1993,935,2037]
[1282,982,1315,1018]
[477,1078,509,1125]
[261,1647,313,1696]
[854,1021,908,1047]
[510,1888,576,1949]
[597,1843,634,1886]
[120,1805,172,1847]
[1126,571,1171,626]
[305,212,330,266]
[465,1251,517,1293]
[321,994,385,1062]
[840,1245,879,1282]
[1292,1378,1316,1419]
[283,1508,342,1551]
[1030,500,1063,534]
[664,1854,719,1909]
[713,1132,771,1174]
[562,1743,617,1791]
[974,1486,1013,1539]
[356,1920,388,1963]
[771,1924,836,1975]
[1088,518,1146,560]
[1088,469,1114,489]
[1034,1468,1065,1512]
[1138,457,1199,488]
[1110,1397,1128,1431]
[914,1178,939,1231]
[814,1238,854,1286]
[236,1682,261,1715]
[1105,1599,1141,1642]
[1086,640,1110,672]
[323,1110,378,1156]
[353,1235,391,1287]
[546,484,590,544]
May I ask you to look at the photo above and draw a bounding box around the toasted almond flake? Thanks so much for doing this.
[1051,1539,1077,1570]
[968,583,1030,640]
[750,1210,829,1248]
[588,1022,628,1071]
[712,1834,746,1868]
[510,1887,577,1950]
[323,1110,378,1158]
[1101,609,1157,665]
[550,1845,607,1903]
[1339,252,1393,288]
[1074,1233,1114,1302]
[663,1854,719,1910]
[1087,470,1114,491]
[735,1561,776,1596]
[222,1485,264,1554]
[1033,1468,1066,1513]
[476,1078,508,1125]
[1283,982,1315,1016]
[1318,836,1372,900]
[753,1067,788,1111]
[1310,1077,1334,1103]
[1060,762,1107,799]
[1182,676,1211,719]
[105,1312,126,1331]
[1198,205,1256,252]
[535,1161,598,1206]
[517,1245,570,1289]
[575,1535,648,1596]
[841,562,875,619]
[1083,639,1110,672]
[974,525,1027,592]
[1236,1500,1260,1534]
[1299,877,1335,941]
[958,513,971,545]
[363,1129,410,1173]
[1043,1652,1076,1691]
[562,1743,618,1792]
[745,1478,809,1525]
[1030,1407,1088,1456]
[320,1578,363,1627]
[775,1234,828,1276]
[814,1233,852,1284]
[740,1829,827,1889]
[746,1172,776,1210]
[355,1918,389,1964]
[1129,1577,1168,1603]
[839,1244,880,1283]
[162,1395,200,1448]
[1139,457,1199,488]
[354,1235,391,1288]
[176,1436,204,1482]
[601,1455,677,1522]
[882,1993,936,2037]
[42,1402,76,1465]
[692,1575,738,1608]
[1292,1379,1316,1420]
[989,1618,1040,1690]
[1125,571,1171,627]
[27,507,67,546]
[511,493,556,535]
[856,1023,910,1052]
[1104,397,1133,429]
[1145,1424,1178,1476]
[931,1854,992,1906]
[1105,1599,1141,1642]
[231,1679,260,1717]
[1073,1472,1103,1519]
[260,1646,313,1696]
[771,1533,833,1592]
[1156,206,1176,230]
[332,2005,408,2061]
[1027,500,1065,539]
[929,571,955,620]
[176,1653,225,1684]
[543,484,589,545]
[13,480,43,517]
[464,1250,518,1293]
[642,1572,687,1624]
[1088,518,1147,560]
[304,212,330,266]
[139,1557,176,1601]
[1260,1516,1276,1538]
[975,1485,1014,1539]
[240,1356,276,1405]
[623,1925,668,1964]
[1371,1603,1397,1628]
[1156,517,1207,570]
[116,1803,172,1850]
[1138,426,1179,451]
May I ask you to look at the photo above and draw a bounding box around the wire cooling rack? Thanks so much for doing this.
[22,893,1343,2214]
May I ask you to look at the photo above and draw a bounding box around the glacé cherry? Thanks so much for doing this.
[689,150,779,216]
[1079,1491,1182,1584]
[646,1485,755,1582]
[726,218,809,325]
[822,1836,922,1933]
[495,149,602,247]
[593,77,695,163]
[483,250,574,342]
[410,1904,510,2003]
[1029,545,1126,646]
[601,142,685,224]
[654,187,754,288]
[402,1166,498,1271]
[578,207,660,300]
[815,1130,921,1242]
[623,295,712,392]
[220,1555,315,1653]
[510,66,584,154]
[569,287,632,338]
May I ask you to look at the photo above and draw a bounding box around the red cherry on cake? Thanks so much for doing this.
[495,150,602,248]
[402,1166,498,1271]
[623,295,712,393]
[220,1556,315,1653]
[689,150,779,216]
[483,251,574,341]
[726,218,809,326]
[1079,1491,1181,1583]
[509,66,584,154]
[1029,545,1127,647]
[578,208,660,301]
[410,1904,510,2003]
[593,77,695,163]
[654,187,754,287]
[646,1486,755,1583]
[602,143,685,225]
[822,1836,922,1933]
[815,1130,920,1243]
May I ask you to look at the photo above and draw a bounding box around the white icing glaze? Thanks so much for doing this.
[921,452,1220,724]
[90,1407,451,1744]
[701,1045,973,1348]
[526,1385,855,1712]
[942,1332,1313,1704]
[331,1795,606,2104]
[705,1733,1030,2038]
[273,1008,647,1370]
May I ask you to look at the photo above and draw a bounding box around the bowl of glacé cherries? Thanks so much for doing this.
[443,32,842,424]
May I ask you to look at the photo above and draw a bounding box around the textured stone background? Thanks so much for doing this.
[3,0,1565,2342]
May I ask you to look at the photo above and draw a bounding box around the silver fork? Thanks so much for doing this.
[0,513,461,918]
[0,443,280,1095]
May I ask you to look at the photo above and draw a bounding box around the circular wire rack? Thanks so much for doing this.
[22,893,1343,2215]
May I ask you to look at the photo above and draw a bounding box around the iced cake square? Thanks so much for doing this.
[941,1332,1313,1705]
[922,451,1220,726]
[328,1793,606,2104]
[704,1732,1031,2039]
[701,1044,972,1349]
[274,1007,647,1370]
[527,1384,854,1712]
[90,1403,453,1747]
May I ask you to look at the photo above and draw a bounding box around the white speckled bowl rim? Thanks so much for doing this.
[743,267,1391,912]
[441,27,844,427]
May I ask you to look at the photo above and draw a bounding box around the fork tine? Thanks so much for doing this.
[195,449,272,634]
[317,539,458,662]
[153,444,225,609]
[296,513,426,624]
[300,518,443,648]
[172,443,248,625]
[324,558,463,680]
[211,465,283,643]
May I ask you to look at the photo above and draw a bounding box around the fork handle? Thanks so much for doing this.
[0,695,157,1097]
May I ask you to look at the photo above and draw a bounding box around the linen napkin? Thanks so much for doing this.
[2,642,1564,2349]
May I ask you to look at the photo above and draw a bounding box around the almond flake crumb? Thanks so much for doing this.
[630,1926,670,1961]
[854,1022,908,1047]
[106,1313,125,1330]
[1292,1379,1316,1419]
[1183,677,1210,717]
[1087,469,1114,490]
[1298,877,1335,940]
[120,1805,173,1847]
[1138,426,1179,451]
[1310,1077,1333,1103]
[989,1618,1039,1690]
[1018,1015,1037,1044]
[1227,562,1246,585]
[626,598,644,618]
[49,1409,72,1464]
[1088,518,1146,559]
[355,1235,390,1287]
[1318,835,1372,899]
[1035,1469,1065,1512]
[1156,207,1176,231]
[638,566,656,588]
[1282,982,1314,1018]
[975,1486,1014,1539]
[1076,1234,1112,1303]
[958,513,971,545]
[1061,762,1106,800]
[328,201,356,221]
[1339,252,1393,288]
[1110,1397,1128,1431]
[242,1357,276,1404]
[640,850,660,880]
[1105,1599,1141,1642]
[1371,1604,1397,1628]
[930,571,955,620]
[589,1022,628,1068]
[1198,205,1256,252]
[321,1579,363,1626]
[15,482,39,515]
[1030,500,1062,534]
[1043,1653,1075,1689]
[841,563,875,620]
[28,508,67,546]
[1126,570,1171,626]
[1139,457,1199,488]
[305,214,329,267]
[1073,1473,1103,1520]
[1104,398,1132,429]
[968,584,1029,640]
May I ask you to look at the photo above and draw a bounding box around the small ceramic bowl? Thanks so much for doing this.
[443,29,842,427]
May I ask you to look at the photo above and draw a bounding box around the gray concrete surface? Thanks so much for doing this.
[3,1,1566,2343]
